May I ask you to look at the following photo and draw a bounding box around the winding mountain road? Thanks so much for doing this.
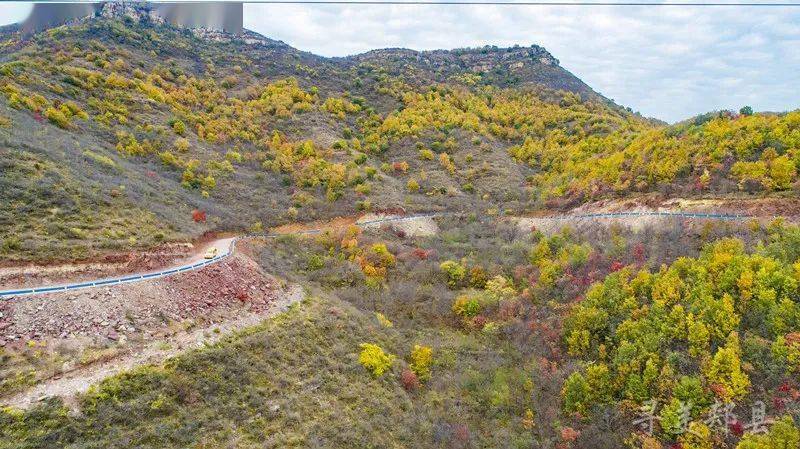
[0,237,237,298]
[0,213,441,298]
[0,209,767,409]
[0,210,755,299]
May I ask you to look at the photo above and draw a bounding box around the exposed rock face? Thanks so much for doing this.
[98,1,160,23]
[350,45,559,72]
[346,45,596,99]
[22,1,243,35]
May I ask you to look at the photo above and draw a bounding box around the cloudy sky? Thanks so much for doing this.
[3,2,800,122]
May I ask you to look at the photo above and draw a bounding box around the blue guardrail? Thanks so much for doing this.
[0,239,238,298]
[0,211,752,298]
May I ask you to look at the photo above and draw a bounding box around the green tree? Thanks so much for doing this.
[703,332,750,402]
[172,119,186,135]
[562,371,592,414]
[673,375,710,415]
[679,422,713,449]
[659,398,689,438]
[736,416,800,449]
[409,345,433,381]
[585,363,613,404]
[452,294,481,318]
[688,317,710,359]
[440,260,466,288]
[769,155,796,190]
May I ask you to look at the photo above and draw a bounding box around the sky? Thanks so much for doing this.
[3,2,800,123]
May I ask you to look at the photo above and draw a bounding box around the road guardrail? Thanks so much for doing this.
[0,213,445,298]
[0,210,753,298]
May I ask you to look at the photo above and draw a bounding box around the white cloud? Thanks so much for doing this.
[243,3,800,122]
[0,2,32,25]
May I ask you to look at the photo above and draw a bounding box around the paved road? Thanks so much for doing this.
[0,210,754,298]
[0,237,237,298]
[0,214,442,298]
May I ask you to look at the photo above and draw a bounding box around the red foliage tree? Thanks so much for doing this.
[392,161,407,172]
[192,209,207,223]
[632,243,647,264]
[412,248,430,260]
[728,420,744,437]
[400,368,419,391]
[560,426,580,442]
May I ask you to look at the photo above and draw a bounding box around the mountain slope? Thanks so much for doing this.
[343,44,600,98]
[0,16,647,261]
[0,12,797,263]
[2,11,800,449]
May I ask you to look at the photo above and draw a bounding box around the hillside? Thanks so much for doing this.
[0,10,650,263]
[0,12,796,256]
[1,8,800,449]
[3,215,800,448]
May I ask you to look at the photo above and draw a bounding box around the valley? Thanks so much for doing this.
[0,4,799,449]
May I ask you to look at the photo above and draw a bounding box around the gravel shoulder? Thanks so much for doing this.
[1,283,304,410]
[512,196,800,234]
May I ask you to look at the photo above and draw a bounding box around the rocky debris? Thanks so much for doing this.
[192,28,237,43]
[1,255,279,345]
[0,301,13,341]
[2,284,303,410]
[358,213,440,237]
[123,251,177,273]
[163,256,278,315]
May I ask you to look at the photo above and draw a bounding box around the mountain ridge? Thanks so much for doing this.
[4,3,607,101]
[0,15,796,264]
